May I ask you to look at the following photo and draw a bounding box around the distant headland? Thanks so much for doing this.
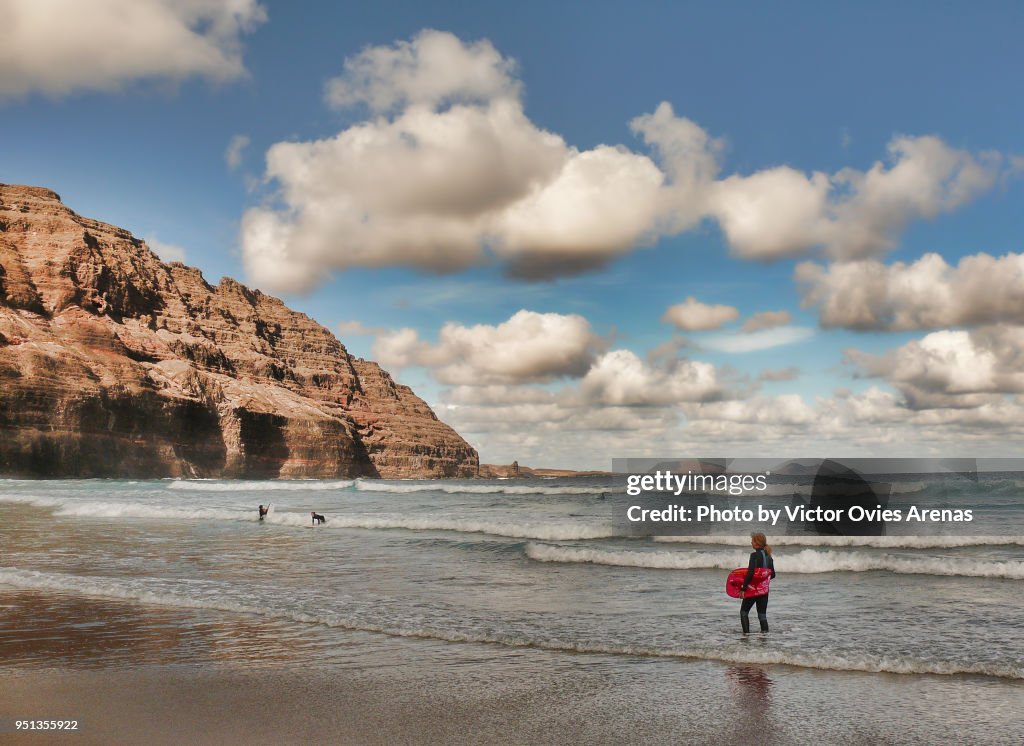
[477,461,611,478]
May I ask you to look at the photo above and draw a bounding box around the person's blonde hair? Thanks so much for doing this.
[751,532,772,555]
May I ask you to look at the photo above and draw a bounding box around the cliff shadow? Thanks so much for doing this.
[232,409,289,479]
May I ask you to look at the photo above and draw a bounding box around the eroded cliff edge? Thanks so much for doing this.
[0,184,478,478]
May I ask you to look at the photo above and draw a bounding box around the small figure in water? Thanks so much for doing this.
[311,511,326,525]
[258,504,269,521]
[740,532,776,634]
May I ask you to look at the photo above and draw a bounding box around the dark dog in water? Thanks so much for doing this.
[311,512,326,525]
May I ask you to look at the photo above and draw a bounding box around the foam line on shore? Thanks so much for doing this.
[653,534,1024,548]
[525,544,1024,579]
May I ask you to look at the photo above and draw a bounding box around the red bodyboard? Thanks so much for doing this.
[726,567,772,598]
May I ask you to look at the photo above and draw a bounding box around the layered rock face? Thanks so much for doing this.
[0,184,478,478]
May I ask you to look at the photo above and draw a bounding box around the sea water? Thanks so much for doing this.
[1,476,1022,742]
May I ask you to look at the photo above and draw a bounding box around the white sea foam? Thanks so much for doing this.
[527,544,745,570]
[0,494,267,522]
[1,566,1019,680]
[168,480,356,492]
[323,515,617,540]
[736,480,929,498]
[56,502,241,521]
[654,534,1024,548]
[525,544,1024,579]
[163,478,609,496]
[890,481,929,494]
[0,493,617,539]
[353,479,608,496]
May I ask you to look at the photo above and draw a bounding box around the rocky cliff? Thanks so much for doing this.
[0,184,478,478]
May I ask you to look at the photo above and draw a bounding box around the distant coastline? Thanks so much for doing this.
[477,463,612,478]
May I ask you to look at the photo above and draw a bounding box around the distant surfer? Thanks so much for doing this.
[311,511,326,525]
[258,504,269,521]
[740,532,776,634]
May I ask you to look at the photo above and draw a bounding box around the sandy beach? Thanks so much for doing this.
[3,663,581,746]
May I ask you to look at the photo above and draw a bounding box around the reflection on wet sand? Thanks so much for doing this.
[722,665,774,744]
[727,665,772,710]
[0,590,313,668]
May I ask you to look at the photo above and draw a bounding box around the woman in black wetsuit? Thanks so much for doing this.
[740,532,776,634]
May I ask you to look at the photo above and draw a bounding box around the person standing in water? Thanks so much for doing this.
[740,532,776,634]
[258,504,269,521]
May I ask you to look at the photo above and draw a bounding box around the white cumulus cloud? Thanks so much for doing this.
[662,297,739,331]
[324,29,520,112]
[0,0,266,98]
[241,30,687,291]
[847,327,1024,409]
[371,309,605,385]
[240,30,1011,293]
[711,136,1003,260]
[685,394,817,426]
[710,167,831,259]
[578,349,724,406]
[493,144,665,279]
[797,252,1024,330]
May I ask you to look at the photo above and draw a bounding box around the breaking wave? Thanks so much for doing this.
[755,481,927,497]
[525,544,1024,579]
[317,515,617,540]
[0,494,270,523]
[352,480,609,496]
[653,534,1024,548]
[164,479,609,496]
[168,480,355,492]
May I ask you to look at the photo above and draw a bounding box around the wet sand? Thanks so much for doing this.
[2,664,560,746]
[4,660,734,746]
[4,652,1023,746]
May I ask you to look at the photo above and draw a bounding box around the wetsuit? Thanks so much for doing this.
[740,548,776,633]
[258,506,269,521]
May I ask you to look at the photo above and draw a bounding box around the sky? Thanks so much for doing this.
[2,1,1024,469]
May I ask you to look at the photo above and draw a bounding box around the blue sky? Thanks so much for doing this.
[3,1,1023,467]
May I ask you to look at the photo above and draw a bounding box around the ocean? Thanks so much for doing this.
[1,476,1022,744]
